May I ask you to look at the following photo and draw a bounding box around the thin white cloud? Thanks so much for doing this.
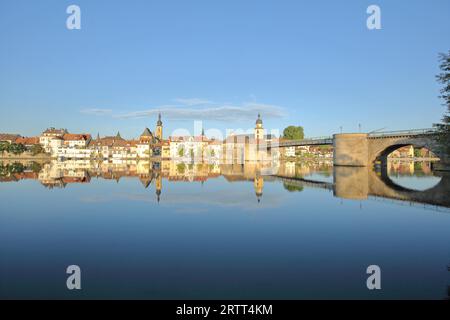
[81,99,287,122]
[80,108,113,116]
[174,98,212,106]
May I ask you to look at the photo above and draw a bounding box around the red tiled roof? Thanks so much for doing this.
[63,133,91,141]
[14,137,40,145]
[89,137,138,148]
[0,134,21,142]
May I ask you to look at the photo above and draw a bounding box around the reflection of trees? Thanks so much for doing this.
[283,183,304,192]
[319,170,332,177]
[176,163,186,174]
[30,162,42,173]
[0,162,25,176]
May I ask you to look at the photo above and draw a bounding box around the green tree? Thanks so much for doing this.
[8,162,24,173]
[283,183,304,192]
[178,147,185,157]
[177,163,186,174]
[30,144,45,156]
[190,149,195,159]
[0,141,10,155]
[283,126,304,140]
[30,162,42,173]
[435,51,450,156]
[7,143,26,155]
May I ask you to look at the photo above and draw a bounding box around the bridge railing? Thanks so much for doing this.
[368,128,437,138]
[278,137,333,147]
[302,136,333,140]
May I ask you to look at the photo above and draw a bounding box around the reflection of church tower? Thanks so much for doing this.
[156,113,163,140]
[254,175,264,203]
[254,113,264,142]
[155,174,162,203]
[139,175,153,188]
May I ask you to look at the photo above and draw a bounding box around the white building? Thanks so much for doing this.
[48,137,64,155]
[56,147,93,159]
[62,133,91,148]
[169,135,209,160]
[40,128,67,153]
[205,140,223,161]
[284,146,296,157]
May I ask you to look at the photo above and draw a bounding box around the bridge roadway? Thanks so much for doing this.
[278,136,333,148]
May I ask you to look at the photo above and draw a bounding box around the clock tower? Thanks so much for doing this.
[156,113,163,140]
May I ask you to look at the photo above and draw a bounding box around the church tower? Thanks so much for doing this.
[156,113,163,140]
[254,113,264,142]
[254,175,264,203]
[155,174,162,203]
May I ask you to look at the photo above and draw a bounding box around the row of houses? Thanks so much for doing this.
[1,114,280,162]
[0,134,40,148]
[5,114,358,163]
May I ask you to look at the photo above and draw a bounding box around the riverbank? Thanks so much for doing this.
[0,153,51,160]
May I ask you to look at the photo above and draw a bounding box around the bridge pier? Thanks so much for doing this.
[333,133,368,167]
[333,166,369,200]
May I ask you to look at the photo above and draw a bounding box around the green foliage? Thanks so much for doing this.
[177,163,186,174]
[0,141,10,154]
[30,162,42,173]
[317,145,333,151]
[435,51,450,156]
[178,147,185,157]
[0,162,25,176]
[7,143,26,155]
[414,148,421,157]
[283,183,304,192]
[0,163,7,176]
[283,126,304,140]
[30,144,45,156]
[190,149,194,158]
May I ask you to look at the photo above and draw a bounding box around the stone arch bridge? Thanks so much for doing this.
[277,129,445,167]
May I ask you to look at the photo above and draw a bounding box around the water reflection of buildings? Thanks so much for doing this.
[387,160,433,176]
[1,159,448,208]
[21,160,286,202]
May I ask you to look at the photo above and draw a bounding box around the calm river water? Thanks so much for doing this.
[0,160,449,299]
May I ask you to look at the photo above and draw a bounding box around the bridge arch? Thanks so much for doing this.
[368,167,450,207]
[376,165,442,193]
[367,136,441,165]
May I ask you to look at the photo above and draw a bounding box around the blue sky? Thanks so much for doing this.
[0,0,449,139]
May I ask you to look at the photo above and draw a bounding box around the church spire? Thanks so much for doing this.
[157,113,162,126]
[256,113,263,126]
[156,113,163,140]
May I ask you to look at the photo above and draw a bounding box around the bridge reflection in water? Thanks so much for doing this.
[274,161,450,209]
[0,159,449,210]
